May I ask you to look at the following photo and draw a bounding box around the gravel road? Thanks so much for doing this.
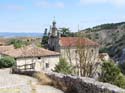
[0,68,64,93]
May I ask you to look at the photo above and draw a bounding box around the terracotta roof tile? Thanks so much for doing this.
[0,45,14,53]
[0,38,9,45]
[2,46,60,58]
[59,37,99,47]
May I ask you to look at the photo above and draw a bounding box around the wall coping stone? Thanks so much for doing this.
[44,71,125,93]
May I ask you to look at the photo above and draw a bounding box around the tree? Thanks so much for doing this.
[0,56,16,68]
[119,61,125,74]
[8,39,28,48]
[63,36,99,77]
[44,28,48,36]
[42,28,49,45]
[54,58,73,74]
[60,28,71,37]
[42,36,48,45]
[99,61,125,89]
[75,43,99,77]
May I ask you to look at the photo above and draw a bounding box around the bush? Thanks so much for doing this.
[8,39,28,48]
[42,36,48,45]
[99,47,109,53]
[99,61,125,88]
[54,58,73,74]
[33,72,52,85]
[119,61,125,74]
[0,56,16,68]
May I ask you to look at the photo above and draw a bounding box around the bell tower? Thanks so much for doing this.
[51,17,58,37]
[48,18,60,52]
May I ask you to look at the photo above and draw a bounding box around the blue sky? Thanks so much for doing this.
[0,0,125,33]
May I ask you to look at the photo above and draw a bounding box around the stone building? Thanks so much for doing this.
[48,20,99,60]
[48,20,60,52]
[48,20,100,76]
[2,45,60,71]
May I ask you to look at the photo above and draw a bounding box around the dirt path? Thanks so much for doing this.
[0,68,64,93]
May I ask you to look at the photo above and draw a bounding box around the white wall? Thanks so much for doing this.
[60,46,100,76]
[16,56,59,71]
[60,46,99,65]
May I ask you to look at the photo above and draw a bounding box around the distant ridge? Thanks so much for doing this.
[0,32,43,38]
[79,21,125,61]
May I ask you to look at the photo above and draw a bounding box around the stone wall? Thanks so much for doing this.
[45,72,125,93]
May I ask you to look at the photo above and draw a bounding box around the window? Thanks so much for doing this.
[75,50,77,53]
[91,49,94,53]
[14,58,17,61]
[38,57,41,60]
[46,63,49,68]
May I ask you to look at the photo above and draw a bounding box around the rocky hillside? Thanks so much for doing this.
[80,22,125,61]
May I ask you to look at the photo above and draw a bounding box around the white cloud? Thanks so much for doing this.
[0,4,24,11]
[80,0,125,7]
[111,0,125,7]
[6,5,24,10]
[35,0,64,8]
[80,0,106,4]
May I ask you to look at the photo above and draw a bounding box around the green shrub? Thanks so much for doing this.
[54,58,72,74]
[119,61,125,74]
[99,47,109,53]
[42,36,48,45]
[99,61,125,88]
[95,33,99,39]
[0,56,16,68]
[8,39,28,48]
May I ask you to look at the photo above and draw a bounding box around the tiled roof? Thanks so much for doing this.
[2,46,60,58]
[0,45,14,53]
[0,39,7,45]
[59,37,99,47]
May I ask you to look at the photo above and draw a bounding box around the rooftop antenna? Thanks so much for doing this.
[53,16,56,21]
[78,24,80,32]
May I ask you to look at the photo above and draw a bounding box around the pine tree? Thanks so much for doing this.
[54,58,72,74]
[99,61,125,89]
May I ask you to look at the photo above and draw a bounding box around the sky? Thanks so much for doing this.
[0,0,125,33]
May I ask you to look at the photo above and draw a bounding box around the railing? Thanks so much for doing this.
[11,63,35,73]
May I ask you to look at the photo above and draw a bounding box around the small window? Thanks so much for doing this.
[75,50,77,53]
[38,57,41,60]
[46,63,49,68]
[91,49,94,53]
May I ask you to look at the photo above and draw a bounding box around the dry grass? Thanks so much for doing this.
[29,80,36,93]
[33,72,53,86]
[33,72,69,93]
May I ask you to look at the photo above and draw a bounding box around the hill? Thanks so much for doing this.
[0,32,43,38]
[80,22,125,61]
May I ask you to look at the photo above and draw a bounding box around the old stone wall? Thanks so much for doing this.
[46,72,125,93]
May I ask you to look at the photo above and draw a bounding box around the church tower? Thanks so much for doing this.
[51,20,58,37]
[48,19,60,52]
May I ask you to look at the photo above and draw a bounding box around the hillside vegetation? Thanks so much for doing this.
[80,22,125,61]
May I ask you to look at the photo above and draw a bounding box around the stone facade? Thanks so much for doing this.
[47,21,100,77]
[60,46,99,65]
[48,37,60,52]
[16,56,59,71]
[45,71,125,93]
[48,21,60,52]
[2,46,60,72]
